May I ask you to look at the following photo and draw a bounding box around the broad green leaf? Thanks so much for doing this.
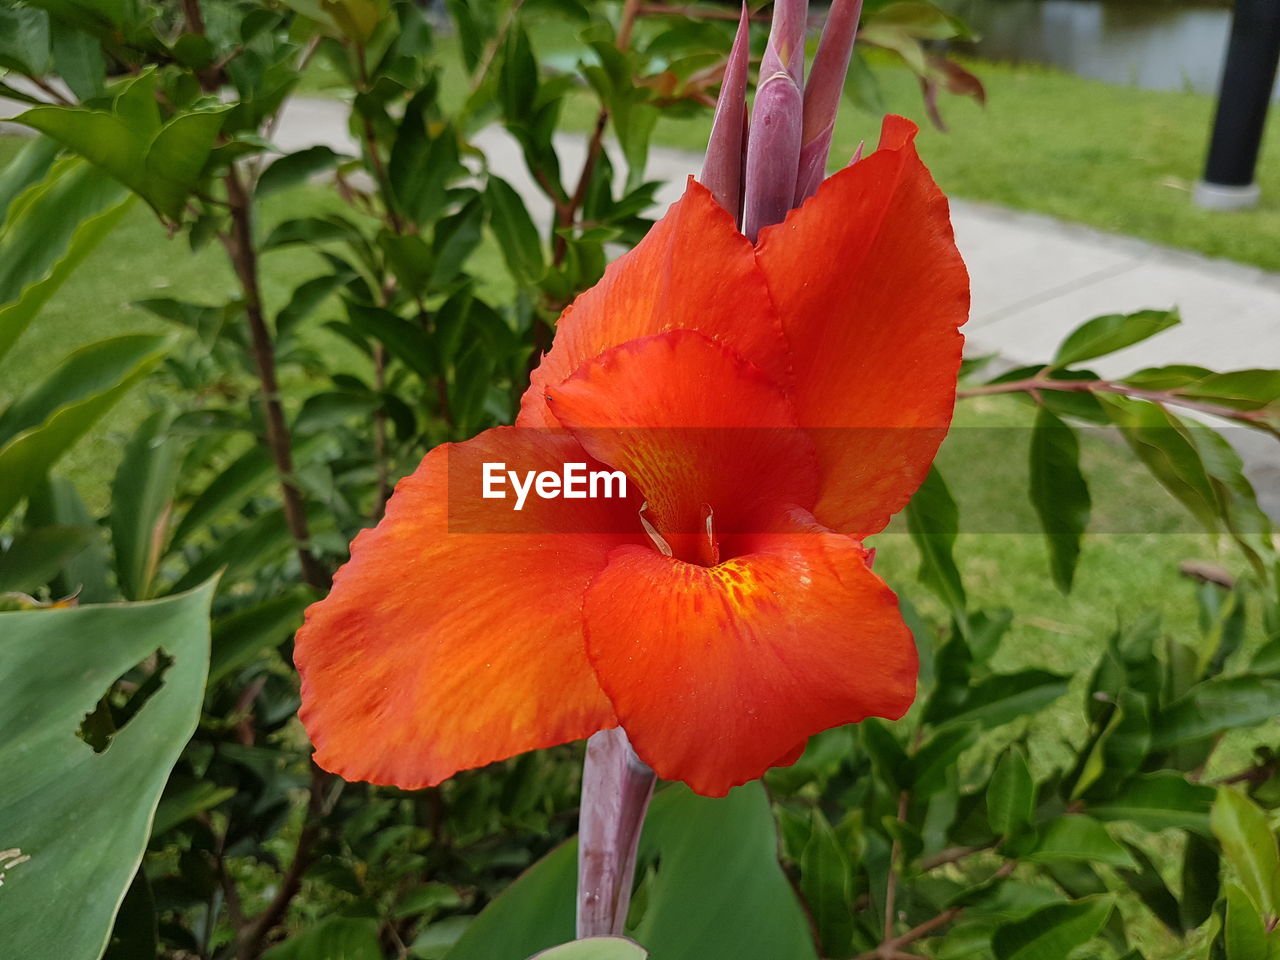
[169,444,277,550]
[529,939,648,960]
[1182,831,1221,930]
[388,91,462,227]
[1090,772,1215,835]
[1118,841,1183,935]
[487,175,545,284]
[991,897,1114,960]
[449,784,817,960]
[939,669,1070,731]
[0,135,59,224]
[1100,394,1220,534]
[800,810,854,957]
[256,145,345,198]
[906,465,966,615]
[1052,308,1179,368]
[1223,882,1277,960]
[1152,676,1280,751]
[17,90,227,220]
[1183,370,1280,411]
[0,157,131,362]
[1026,815,1135,868]
[0,583,215,960]
[208,588,313,685]
[987,745,1035,837]
[111,412,182,601]
[49,18,105,100]
[624,784,817,959]
[1028,408,1090,591]
[0,523,93,593]
[1212,789,1280,918]
[0,6,50,75]
[260,916,381,960]
[25,476,112,602]
[0,335,168,525]
[152,778,238,835]
[344,301,437,384]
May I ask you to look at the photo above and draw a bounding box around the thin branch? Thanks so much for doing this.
[958,375,1278,433]
[881,791,909,948]
[27,75,74,105]
[220,165,332,592]
[236,764,328,960]
[637,2,770,22]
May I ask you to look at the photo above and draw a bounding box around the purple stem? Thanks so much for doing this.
[576,728,657,938]
[795,0,864,203]
[700,5,751,224]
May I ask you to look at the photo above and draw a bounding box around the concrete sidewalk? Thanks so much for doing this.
[268,97,1280,378]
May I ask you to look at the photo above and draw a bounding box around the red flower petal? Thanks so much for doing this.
[518,180,790,429]
[583,507,917,797]
[755,115,969,536]
[295,428,642,789]
[546,329,817,564]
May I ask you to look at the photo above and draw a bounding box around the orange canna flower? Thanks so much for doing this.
[295,114,969,799]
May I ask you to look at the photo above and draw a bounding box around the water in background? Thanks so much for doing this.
[948,0,1280,100]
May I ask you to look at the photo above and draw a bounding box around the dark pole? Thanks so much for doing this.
[1194,0,1280,210]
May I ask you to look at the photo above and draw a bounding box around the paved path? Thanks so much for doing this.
[269,98,1280,378]
[6,93,1280,508]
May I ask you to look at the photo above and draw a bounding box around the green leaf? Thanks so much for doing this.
[1212,789,1280,918]
[0,135,59,224]
[1118,841,1184,935]
[256,145,345,198]
[260,916,382,960]
[987,745,1035,837]
[1152,676,1280,751]
[487,175,545,284]
[17,94,227,220]
[1052,308,1180,368]
[25,476,112,602]
[1089,772,1215,835]
[939,669,1070,731]
[1028,408,1090,591]
[1181,831,1221,929]
[209,588,312,685]
[169,445,274,551]
[991,897,1114,960]
[0,582,215,960]
[152,778,238,836]
[906,465,966,615]
[0,334,168,525]
[0,157,131,363]
[0,523,93,593]
[0,6,51,75]
[1026,815,1135,868]
[529,939,648,960]
[1224,882,1275,960]
[800,810,854,957]
[449,784,817,960]
[111,412,182,601]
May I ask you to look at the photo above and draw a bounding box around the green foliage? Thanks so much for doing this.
[0,582,214,960]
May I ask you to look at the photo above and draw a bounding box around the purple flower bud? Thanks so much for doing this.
[700,6,751,223]
[762,0,809,84]
[742,67,803,241]
[796,0,864,200]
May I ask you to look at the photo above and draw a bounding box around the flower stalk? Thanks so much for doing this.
[576,728,657,938]
[707,0,867,235]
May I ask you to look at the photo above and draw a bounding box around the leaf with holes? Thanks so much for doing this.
[0,582,215,960]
